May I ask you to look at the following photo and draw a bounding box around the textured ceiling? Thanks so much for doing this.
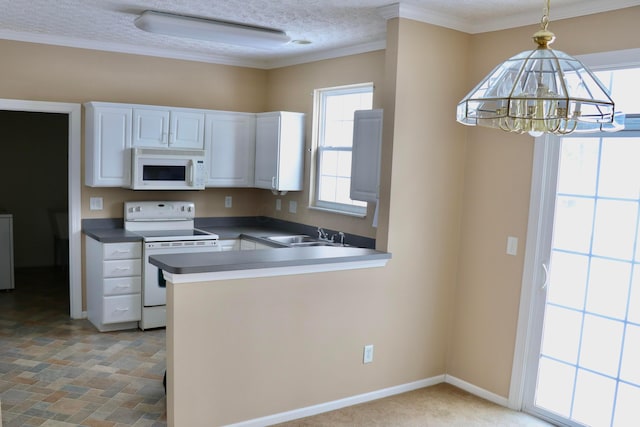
[0,0,637,69]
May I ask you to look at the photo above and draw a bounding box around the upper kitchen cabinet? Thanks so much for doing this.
[254,112,305,192]
[85,102,132,187]
[132,107,205,149]
[350,109,383,202]
[204,112,256,187]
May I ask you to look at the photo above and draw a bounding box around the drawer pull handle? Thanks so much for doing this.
[114,267,130,272]
[115,284,131,289]
[114,307,129,312]
[112,249,131,255]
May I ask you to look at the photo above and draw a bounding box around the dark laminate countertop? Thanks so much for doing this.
[149,245,391,275]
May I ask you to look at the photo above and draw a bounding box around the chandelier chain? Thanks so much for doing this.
[541,0,550,31]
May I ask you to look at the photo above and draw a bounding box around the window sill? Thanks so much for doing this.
[308,205,367,219]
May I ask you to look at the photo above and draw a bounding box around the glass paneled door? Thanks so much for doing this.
[525,134,640,427]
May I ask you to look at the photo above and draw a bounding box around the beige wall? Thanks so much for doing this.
[262,51,385,239]
[169,17,469,425]
[448,6,640,397]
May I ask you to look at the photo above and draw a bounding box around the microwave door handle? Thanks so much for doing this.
[188,161,194,185]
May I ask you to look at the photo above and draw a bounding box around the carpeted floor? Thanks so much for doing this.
[274,383,554,426]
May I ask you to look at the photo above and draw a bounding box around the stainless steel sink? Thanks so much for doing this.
[289,241,342,247]
[265,235,317,245]
[264,235,346,247]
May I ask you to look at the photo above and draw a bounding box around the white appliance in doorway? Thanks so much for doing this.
[124,201,219,330]
[0,213,14,290]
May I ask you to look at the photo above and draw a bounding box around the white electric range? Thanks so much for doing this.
[124,201,219,330]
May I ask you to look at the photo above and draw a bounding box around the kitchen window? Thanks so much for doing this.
[311,83,373,215]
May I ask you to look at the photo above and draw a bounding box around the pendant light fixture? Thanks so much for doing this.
[456,0,624,136]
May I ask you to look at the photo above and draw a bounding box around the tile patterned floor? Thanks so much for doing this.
[0,267,167,427]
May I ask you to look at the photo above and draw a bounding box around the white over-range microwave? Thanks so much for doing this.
[129,148,206,190]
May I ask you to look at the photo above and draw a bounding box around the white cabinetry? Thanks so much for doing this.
[86,238,142,332]
[133,107,205,149]
[85,102,132,187]
[350,109,383,202]
[254,112,305,192]
[204,112,256,187]
[240,239,272,250]
[218,239,240,251]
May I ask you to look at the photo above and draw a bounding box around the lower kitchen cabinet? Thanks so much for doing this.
[86,237,142,332]
[240,239,272,250]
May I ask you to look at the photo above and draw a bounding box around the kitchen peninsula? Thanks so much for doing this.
[149,245,390,426]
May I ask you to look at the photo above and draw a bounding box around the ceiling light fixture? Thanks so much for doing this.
[456,0,624,136]
[134,10,291,50]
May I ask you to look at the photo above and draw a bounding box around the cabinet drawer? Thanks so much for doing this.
[103,294,141,324]
[103,259,141,278]
[103,277,141,296]
[103,242,141,260]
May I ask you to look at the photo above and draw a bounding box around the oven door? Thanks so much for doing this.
[143,241,220,306]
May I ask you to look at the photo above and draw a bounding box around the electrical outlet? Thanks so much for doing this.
[224,196,232,208]
[275,199,282,211]
[363,344,374,364]
[89,197,103,211]
[289,200,297,214]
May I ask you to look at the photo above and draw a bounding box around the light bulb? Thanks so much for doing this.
[529,130,544,137]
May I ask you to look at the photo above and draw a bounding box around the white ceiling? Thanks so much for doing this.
[0,0,638,69]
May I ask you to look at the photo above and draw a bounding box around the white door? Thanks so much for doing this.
[523,132,640,427]
[517,63,640,427]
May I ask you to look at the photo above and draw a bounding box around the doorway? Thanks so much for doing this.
[0,99,82,319]
[511,60,640,426]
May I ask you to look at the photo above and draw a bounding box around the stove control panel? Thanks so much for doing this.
[124,201,195,222]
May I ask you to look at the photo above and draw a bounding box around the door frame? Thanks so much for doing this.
[0,99,83,319]
[508,47,640,411]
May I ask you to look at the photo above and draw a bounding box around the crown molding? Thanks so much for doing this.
[378,0,640,34]
[265,39,386,69]
[0,29,271,69]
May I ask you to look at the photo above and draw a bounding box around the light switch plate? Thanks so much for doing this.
[275,199,281,211]
[224,196,232,208]
[289,201,297,214]
[506,236,518,256]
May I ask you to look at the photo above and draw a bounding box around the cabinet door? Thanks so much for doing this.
[205,113,256,187]
[85,104,132,187]
[254,114,280,190]
[132,108,170,147]
[350,109,383,202]
[171,110,205,149]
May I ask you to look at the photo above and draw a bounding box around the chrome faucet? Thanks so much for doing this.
[317,227,332,242]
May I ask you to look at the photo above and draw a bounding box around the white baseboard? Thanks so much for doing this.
[225,375,445,427]
[444,374,510,407]
[225,374,510,427]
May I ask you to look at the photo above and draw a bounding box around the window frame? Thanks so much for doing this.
[310,82,373,216]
